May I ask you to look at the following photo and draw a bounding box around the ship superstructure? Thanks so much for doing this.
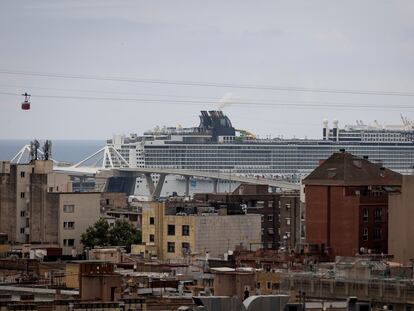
[324,116,414,143]
[107,111,414,177]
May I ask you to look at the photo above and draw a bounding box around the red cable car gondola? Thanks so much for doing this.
[21,93,31,110]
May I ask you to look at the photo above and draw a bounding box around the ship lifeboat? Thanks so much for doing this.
[21,93,31,110]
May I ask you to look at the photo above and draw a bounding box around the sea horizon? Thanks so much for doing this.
[0,139,106,164]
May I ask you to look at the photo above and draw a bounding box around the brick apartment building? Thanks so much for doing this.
[193,184,301,251]
[303,151,402,258]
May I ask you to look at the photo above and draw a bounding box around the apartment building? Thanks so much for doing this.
[303,151,402,259]
[54,192,101,255]
[100,192,141,229]
[388,175,414,265]
[194,184,301,251]
[0,160,101,254]
[132,201,261,260]
[0,160,71,243]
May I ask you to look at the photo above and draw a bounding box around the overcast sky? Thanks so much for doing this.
[0,0,413,140]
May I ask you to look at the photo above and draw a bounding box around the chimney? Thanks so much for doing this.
[363,156,369,160]
[339,148,346,153]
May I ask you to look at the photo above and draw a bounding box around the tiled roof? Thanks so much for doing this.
[303,152,402,186]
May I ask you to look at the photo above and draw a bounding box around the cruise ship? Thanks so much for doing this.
[107,111,414,181]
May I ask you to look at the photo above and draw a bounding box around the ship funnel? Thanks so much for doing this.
[332,119,339,142]
[323,118,329,140]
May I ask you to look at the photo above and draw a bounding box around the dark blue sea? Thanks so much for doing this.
[0,139,105,164]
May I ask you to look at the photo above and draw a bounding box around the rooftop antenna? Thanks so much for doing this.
[42,140,52,160]
[30,139,40,161]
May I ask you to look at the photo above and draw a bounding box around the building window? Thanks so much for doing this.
[63,205,75,213]
[362,228,368,241]
[373,228,382,240]
[267,228,274,235]
[182,242,190,254]
[182,225,190,236]
[20,227,25,234]
[267,282,271,289]
[268,201,273,208]
[363,209,368,222]
[20,172,25,178]
[285,203,291,210]
[149,234,155,242]
[267,215,273,222]
[63,221,75,230]
[167,242,175,253]
[167,225,175,236]
[286,218,291,225]
[49,187,54,192]
[149,217,155,225]
[256,201,264,208]
[257,282,261,289]
[20,192,25,199]
[63,239,75,247]
[20,211,25,217]
[374,208,382,223]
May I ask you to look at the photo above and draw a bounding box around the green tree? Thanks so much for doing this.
[80,219,110,249]
[81,219,141,252]
[109,220,142,252]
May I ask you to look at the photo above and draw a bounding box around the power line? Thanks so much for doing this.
[0,83,390,106]
[0,83,412,112]
[0,91,413,111]
[0,69,414,97]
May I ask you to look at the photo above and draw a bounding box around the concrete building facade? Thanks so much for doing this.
[211,267,256,298]
[55,192,101,255]
[0,160,101,254]
[388,175,414,265]
[194,184,301,250]
[133,201,261,260]
[0,160,72,244]
[101,192,141,229]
